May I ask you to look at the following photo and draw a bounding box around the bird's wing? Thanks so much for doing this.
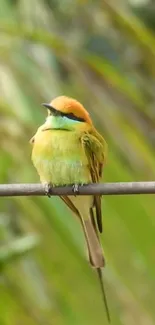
[81,131,107,233]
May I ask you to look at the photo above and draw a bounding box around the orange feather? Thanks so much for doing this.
[48,96,92,125]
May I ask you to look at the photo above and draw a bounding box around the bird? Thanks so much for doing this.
[30,95,110,322]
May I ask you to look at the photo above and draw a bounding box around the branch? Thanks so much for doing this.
[0,182,155,197]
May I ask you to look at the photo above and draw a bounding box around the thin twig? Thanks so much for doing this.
[0,182,155,197]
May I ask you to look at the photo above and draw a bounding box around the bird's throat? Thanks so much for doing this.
[44,115,79,131]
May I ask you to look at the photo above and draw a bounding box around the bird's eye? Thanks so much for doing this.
[66,113,85,122]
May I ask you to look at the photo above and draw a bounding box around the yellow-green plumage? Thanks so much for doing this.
[31,100,107,268]
[31,96,110,322]
[31,124,105,267]
[32,129,92,186]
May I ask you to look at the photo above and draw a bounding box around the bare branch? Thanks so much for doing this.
[0,182,155,197]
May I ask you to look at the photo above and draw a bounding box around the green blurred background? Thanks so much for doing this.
[1,0,155,324]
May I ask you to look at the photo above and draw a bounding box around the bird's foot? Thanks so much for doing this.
[72,184,80,197]
[44,183,52,198]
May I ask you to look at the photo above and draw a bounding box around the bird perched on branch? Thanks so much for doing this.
[30,96,110,322]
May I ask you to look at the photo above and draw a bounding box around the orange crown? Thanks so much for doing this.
[45,96,92,124]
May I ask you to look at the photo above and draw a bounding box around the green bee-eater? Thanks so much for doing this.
[30,96,110,321]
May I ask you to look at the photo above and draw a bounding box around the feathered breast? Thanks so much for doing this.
[31,129,91,185]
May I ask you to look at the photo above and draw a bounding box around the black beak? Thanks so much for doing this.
[42,103,59,115]
[42,103,57,114]
[42,103,52,109]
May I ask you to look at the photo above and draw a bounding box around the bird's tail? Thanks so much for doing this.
[97,268,111,323]
[81,217,105,268]
[80,213,110,323]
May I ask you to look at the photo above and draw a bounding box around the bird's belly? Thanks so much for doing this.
[32,131,91,186]
[40,159,90,185]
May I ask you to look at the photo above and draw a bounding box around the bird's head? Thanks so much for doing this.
[42,96,92,131]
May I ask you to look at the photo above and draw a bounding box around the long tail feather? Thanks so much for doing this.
[81,217,105,268]
[82,217,110,322]
[90,208,110,322]
[97,268,111,323]
[60,196,110,320]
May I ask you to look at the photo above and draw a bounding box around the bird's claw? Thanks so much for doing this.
[45,183,52,198]
[72,184,79,196]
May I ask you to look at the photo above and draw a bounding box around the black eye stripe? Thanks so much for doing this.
[48,105,85,122]
[66,112,85,122]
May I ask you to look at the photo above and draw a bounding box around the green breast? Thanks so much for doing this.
[32,130,91,185]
